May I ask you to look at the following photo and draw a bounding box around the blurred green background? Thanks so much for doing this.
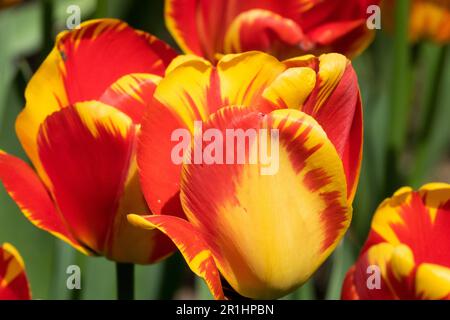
[0,0,448,300]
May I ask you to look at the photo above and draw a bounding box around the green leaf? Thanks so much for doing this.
[325,238,355,300]
[410,45,450,186]
[195,277,213,300]
[283,279,315,300]
[135,263,164,299]
[80,256,115,299]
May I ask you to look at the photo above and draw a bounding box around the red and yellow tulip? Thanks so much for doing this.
[0,243,30,300]
[342,183,450,300]
[165,0,379,61]
[383,0,450,43]
[128,51,362,299]
[0,19,178,264]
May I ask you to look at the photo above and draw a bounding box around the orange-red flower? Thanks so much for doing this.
[342,183,450,300]
[0,243,31,300]
[0,0,21,9]
[165,0,379,61]
[0,19,178,264]
[383,0,450,43]
[128,51,362,299]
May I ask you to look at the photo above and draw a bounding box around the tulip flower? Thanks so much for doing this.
[128,51,362,299]
[342,183,450,300]
[383,0,450,43]
[0,243,31,300]
[0,19,178,264]
[165,0,379,61]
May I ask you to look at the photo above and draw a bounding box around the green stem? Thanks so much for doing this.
[157,253,184,299]
[94,0,108,18]
[389,0,411,152]
[386,0,411,193]
[40,0,53,60]
[417,44,446,138]
[410,45,449,186]
[70,253,86,300]
[409,44,446,186]
[291,279,315,300]
[116,263,134,300]
[325,238,354,300]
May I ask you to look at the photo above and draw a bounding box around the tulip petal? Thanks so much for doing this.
[138,55,223,216]
[217,51,286,107]
[298,0,377,56]
[165,0,319,59]
[416,263,450,300]
[128,214,224,299]
[344,242,447,300]
[58,18,174,103]
[308,20,366,46]
[0,243,31,300]
[262,67,317,110]
[264,53,362,201]
[344,183,450,300]
[138,99,188,218]
[36,101,136,254]
[17,18,175,188]
[108,166,176,264]
[341,266,360,299]
[366,184,450,267]
[99,73,161,124]
[223,9,305,57]
[342,243,397,300]
[15,47,68,186]
[0,151,87,254]
[302,54,362,200]
[154,55,220,129]
[180,106,350,298]
[282,54,318,69]
[307,19,374,57]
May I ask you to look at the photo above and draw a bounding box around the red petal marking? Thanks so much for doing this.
[303,63,362,200]
[37,104,136,254]
[128,214,225,299]
[345,245,420,300]
[138,66,222,217]
[0,244,31,300]
[307,20,366,46]
[307,19,374,56]
[179,106,265,233]
[345,184,450,300]
[99,73,160,124]
[363,189,450,268]
[58,19,175,104]
[341,93,363,201]
[350,250,397,300]
[0,151,84,252]
[265,112,349,251]
[297,0,378,56]
[138,99,188,217]
[341,266,360,300]
[224,9,306,57]
[391,193,450,268]
[135,29,178,67]
[298,0,378,32]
